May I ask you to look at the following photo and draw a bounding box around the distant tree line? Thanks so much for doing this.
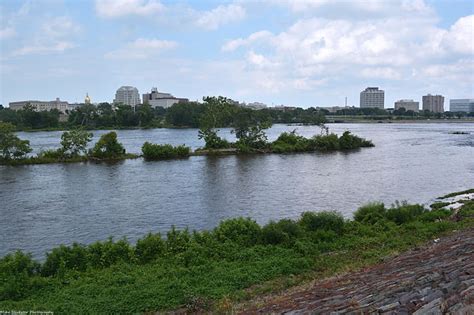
[327,106,474,119]
[0,98,326,130]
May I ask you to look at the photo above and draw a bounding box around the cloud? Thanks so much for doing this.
[222,31,273,52]
[360,67,402,80]
[0,27,16,40]
[195,4,246,30]
[95,0,164,18]
[105,38,178,59]
[12,41,76,56]
[442,15,474,54]
[42,16,81,38]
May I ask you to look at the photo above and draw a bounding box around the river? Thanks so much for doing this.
[1,123,473,258]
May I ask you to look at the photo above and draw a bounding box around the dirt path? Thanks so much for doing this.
[240,227,474,314]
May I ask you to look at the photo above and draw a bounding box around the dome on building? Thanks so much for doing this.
[85,93,91,104]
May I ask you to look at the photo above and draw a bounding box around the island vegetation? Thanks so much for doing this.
[0,191,473,313]
[0,98,374,165]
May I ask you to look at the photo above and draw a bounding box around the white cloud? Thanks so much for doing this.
[222,30,273,52]
[360,67,402,80]
[12,41,75,56]
[196,4,246,30]
[95,0,164,18]
[0,27,16,40]
[42,16,81,38]
[105,38,177,59]
[442,15,474,54]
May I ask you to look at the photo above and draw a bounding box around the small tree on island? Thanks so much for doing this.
[60,129,93,157]
[0,122,32,160]
[232,108,272,150]
[198,96,233,149]
[90,132,125,159]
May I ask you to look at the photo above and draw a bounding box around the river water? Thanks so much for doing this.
[1,123,473,258]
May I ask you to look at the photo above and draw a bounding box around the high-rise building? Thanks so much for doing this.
[142,87,188,108]
[422,94,444,113]
[450,99,474,113]
[114,86,140,106]
[360,87,384,109]
[9,98,69,113]
[394,99,419,112]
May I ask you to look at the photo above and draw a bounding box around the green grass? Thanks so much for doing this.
[1,195,473,313]
[440,189,474,199]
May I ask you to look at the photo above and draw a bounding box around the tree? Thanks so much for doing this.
[90,132,125,159]
[60,129,93,157]
[137,104,154,127]
[232,108,271,149]
[198,97,234,149]
[0,122,32,160]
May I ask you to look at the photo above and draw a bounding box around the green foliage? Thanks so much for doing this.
[1,193,473,313]
[198,128,231,150]
[135,233,166,264]
[60,129,93,157]
[0,122,32,160]
[385,203,427,225]
[142,142,190,160]
[440,189,474,199]
[299,211,345,234]
[166,101,204,127]
[353,202,386,224]
[232,108,272,150]
[38,149,64,159]
[90,132,125,159]
[430,202,451,209]
[214,218,261,246]
[0,251,41,300]
[337,131,374,149]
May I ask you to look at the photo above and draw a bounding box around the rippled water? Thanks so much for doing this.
[1,123,473,258]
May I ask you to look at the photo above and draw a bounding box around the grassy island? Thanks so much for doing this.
[1,190,473,313]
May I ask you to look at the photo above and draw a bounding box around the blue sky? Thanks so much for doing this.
[1,0,473,109]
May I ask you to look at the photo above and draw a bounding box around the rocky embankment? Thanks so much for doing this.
[241,193,474,314]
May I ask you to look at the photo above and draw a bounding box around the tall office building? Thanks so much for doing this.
[450,99,474,113]
[422,94,444,113]
[360,87,384,109]
[394,99,419,112]
[114,86,140,106]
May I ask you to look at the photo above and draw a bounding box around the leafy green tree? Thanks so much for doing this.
[0,122,32,160]
[232,108,271,149]
[165,101,204,127]
[90,132,125,159]
[198,97,234,149]
[60,129,93,157]
[137,104,154,127]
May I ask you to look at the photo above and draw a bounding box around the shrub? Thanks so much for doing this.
[90,132,125,159]
[38,149,64,159]
[166,227,191,255]
[87,238,134,269]
[142,142,190,160]
[338,131,374,149]
[353,202,386,224]
[299,211,345,234]
[214,218,261,247]
[198,128,230,150]
[60,129,93,157]
[261,219,302,245]
[385,203,427,225]
[41,243,88,276]
[419,209,451,222]
[0,251,40,300]
[0,122,32,160]
[135,233,166,264]
[311,133,340,151]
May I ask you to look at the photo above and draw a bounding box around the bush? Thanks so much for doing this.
[0,251,40,300]
[41,243,88,276]
[38,149,64,159]
[385,203,427,225]
[90,132,125,159]
[60,129,93,157]
[299,211,345,234]
[135,233,166,263]
[261,219,302,245]
[214,218,261,247]
[353,202,386,224]
[142,142,190,160]
[166,227,191,255]
[338,131,374,149]
[419,209,451,222]
[0,122,32,160]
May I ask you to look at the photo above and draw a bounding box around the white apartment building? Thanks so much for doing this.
[394,99,419,112]
[9,98,69,113]
[360,87,384,109]
[114,86,141,107]
[450,99,474,112]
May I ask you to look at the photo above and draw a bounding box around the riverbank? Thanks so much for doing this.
[1,190,473,313]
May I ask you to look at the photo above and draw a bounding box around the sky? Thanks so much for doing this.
[0,0,473,109]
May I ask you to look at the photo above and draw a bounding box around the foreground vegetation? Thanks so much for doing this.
[1,193,473,313]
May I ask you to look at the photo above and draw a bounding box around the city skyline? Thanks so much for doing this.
[1,0,473,109]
